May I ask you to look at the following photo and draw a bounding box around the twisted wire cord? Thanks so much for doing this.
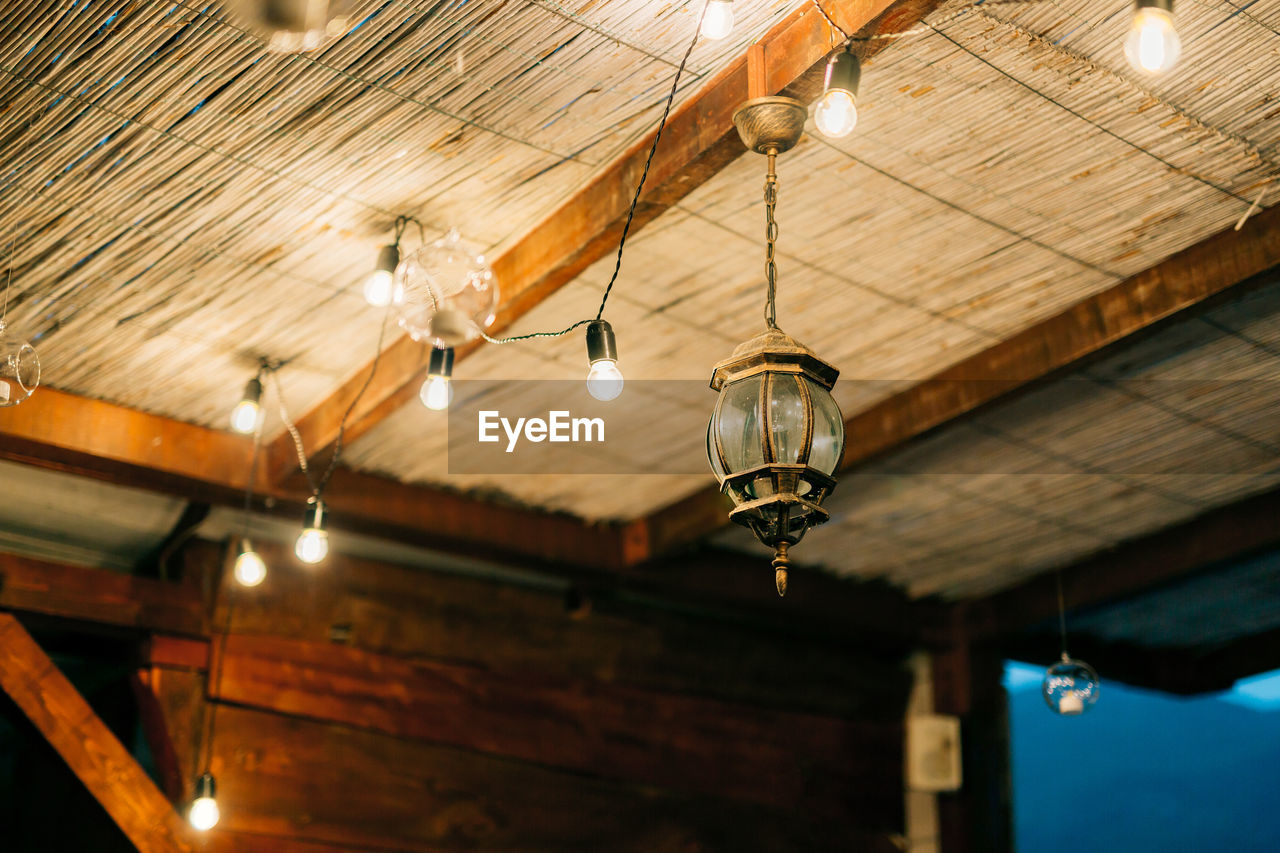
[478,0,714,345]
[270,370,318,496]
[315,308,392,496]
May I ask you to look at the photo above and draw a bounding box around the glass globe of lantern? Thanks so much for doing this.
[1042,654,1100,715]
[393,228,498,349]
[0,320,40,408]
[706,328,844,594]
[234,0,353,53]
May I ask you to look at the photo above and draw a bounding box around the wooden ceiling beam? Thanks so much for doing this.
[0,613,198,853]
[0,388,628,570]
[0,550,207,637]
[267,0,949,486]
[641,202,1280,559]
[965,484,1280,641]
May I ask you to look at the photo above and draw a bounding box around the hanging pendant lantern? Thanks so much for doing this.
[706,95,845,597]
[1042,653,1101,715]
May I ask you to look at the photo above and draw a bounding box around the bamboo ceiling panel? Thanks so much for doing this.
[346,0,1280,521]
[0,0,806,432]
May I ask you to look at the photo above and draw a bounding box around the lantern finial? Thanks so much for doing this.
[773,542,790,597]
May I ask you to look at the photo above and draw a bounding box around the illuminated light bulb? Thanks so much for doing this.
[189,773,219,831]
[701,0,734,40]
[0,320,40,408]
[814,50,861,139]
[419,347,455,411]
[364,244,400,307]
[229,376,263,434]
[295,498,329,564]
[238,0,352,53]
[585,320,623,402]
[1125,0,1180,75]
[234,543,267,587]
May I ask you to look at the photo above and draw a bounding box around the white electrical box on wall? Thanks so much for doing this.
[907,714,963,792]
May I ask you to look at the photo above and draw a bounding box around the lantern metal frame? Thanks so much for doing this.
[708,328,843,555]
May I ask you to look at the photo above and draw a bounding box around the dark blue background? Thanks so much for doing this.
[1006,662,1280,852]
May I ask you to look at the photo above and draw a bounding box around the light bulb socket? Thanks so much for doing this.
[302,497,326,532]
[427,346,454,379]
[823,50,861,99]
[375,243,400,274]
[1134,0,1174,10]
[195,773,216,800]
[241,377,264,406]
[586,320,618,365]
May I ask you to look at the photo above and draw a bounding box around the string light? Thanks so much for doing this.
[233,542,267,587]
[1125,0,1180,75]
[419,346,455,411]
[585,320,623,402]
[229,375,264,434]
[701,0,734,40]
[188,772,220,830]
[814,50,860,139]
[295,497,329,564]
[364,244,400,307]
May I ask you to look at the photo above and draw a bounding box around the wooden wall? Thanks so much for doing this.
[137,540,914,852]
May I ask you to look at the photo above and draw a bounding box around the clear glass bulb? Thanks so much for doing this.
[420,375,453,410]
[586,360,624,402]
[295,528,329,564]
[701,0,734,40]
[189,797,220,831]
[234,549,266,587]
[1125,7,1180,75]
[0,320,40,408]
[363,269,394,307]
[1042,655,1100,716]
[815,89,858,138]
[229,399,260,434]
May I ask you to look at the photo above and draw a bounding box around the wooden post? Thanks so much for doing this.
[0,614,197,853]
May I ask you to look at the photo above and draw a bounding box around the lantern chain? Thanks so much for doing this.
[764,149,780,331]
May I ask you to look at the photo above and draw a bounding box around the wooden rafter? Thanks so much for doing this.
[965,483,1280,641]
[0,613,197,853]
[267,0,949,485]
[0,388,629,570]
[641,203,1280,558]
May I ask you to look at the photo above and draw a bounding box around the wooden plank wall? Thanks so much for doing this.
[138,540,913,852]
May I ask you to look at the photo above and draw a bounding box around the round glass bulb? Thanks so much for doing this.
[1042,655,1100,715]
[1125,7,1180,75]
[363,269,395,307]
[701,0,734,40]
[586,360,624,402]
[235,0,351,53]
[815,89,858,138]
[394,228,498,349]
[189,796,220,831]
[295,528,329,564]
[420,375,453,411]
[0,320,40,408]
[229,399,260,434]
[234,549,267,587]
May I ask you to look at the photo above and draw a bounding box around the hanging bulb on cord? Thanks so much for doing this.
[188,773,220,831]
[1125,0,1180,75]
[585,320,623,402]
[419,347,455,411]
[295,497,329,564]
[229,376,263,434]
[364,244,400,307]
[233,541,267,587]
[701,0,734,40]
[814,50,860,138]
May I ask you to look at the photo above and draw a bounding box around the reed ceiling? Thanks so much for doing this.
[2,0,1278,598]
